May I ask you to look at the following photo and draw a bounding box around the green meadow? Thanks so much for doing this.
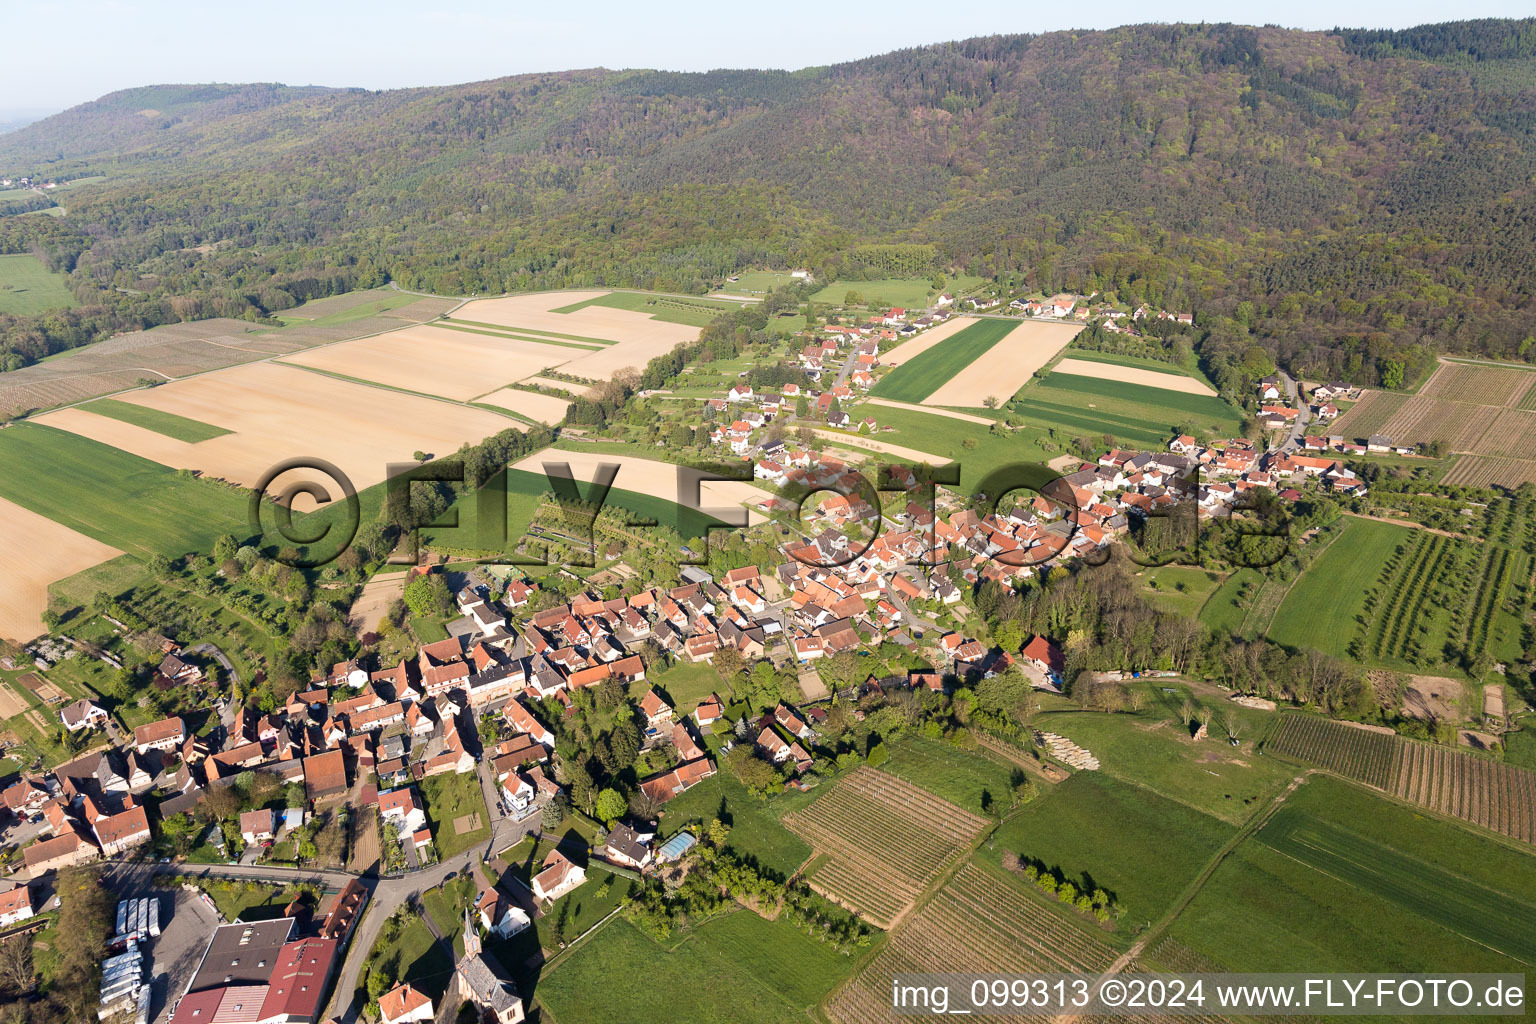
[0,253,76,315]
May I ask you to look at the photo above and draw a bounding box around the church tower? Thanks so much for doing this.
[462,902,481,958]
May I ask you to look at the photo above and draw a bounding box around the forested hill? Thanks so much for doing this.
[2,19,1536,388]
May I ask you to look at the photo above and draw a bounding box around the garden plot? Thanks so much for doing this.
[0,495,123,641]
[35,361,511,491]
[281,324,579,400]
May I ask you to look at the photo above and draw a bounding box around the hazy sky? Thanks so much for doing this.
[5,0,1532,114]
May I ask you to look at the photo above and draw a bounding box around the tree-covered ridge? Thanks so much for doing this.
[1,21,1534,387]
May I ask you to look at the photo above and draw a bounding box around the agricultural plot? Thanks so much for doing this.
[509,448,773,527]
[0,423,248,561]
[1173,776,1536,976]
[552,290,741,327]
[1266,715,1399,790]
[877,316,978,367]
[78,398,231,443]
[1443,455,1536,489]
[871,318,1019,402]
[1012,375,1244,447]
[280,323,583,400]
[1376,396,1501,449]
[449,290,699,380]
[0,253,76,315]
[1473,408,1536,458]
[539,911,858,1024]
[0,495,123,641]
[985,772,1234,931]
[1050,357,1216,396]
[1421,361,1536,407]
[36,361,512,491]
[472,388,571,425]
[824,861,1116,1024]
[1329,390,1407,440]
[924,320,1082,408]
[1267,715,1536,844]
[782,767,987,927]
[276,286,422,323]
[1330,523,1520,672]
[810,278,952,308]
[1267,519,1411,661]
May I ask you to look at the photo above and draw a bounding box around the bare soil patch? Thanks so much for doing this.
[0,495,123,642]
[1458,730,1502,752]
[1402,675,1465,724]
[36,361,511,491]
[0,684,30,719]
[924,319,1082,408]
[349,571,409,637]
[475,389,571,425]
[282,324,579,401]
[451,291,698,381]
[454,812,483,834]
[1051,356,1217,396]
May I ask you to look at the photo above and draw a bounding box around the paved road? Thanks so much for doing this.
[1277,370,1312,452]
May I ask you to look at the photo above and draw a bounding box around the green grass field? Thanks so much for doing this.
[658,772,813,878]
[810,276,983,308]
[274,287,422,327]
[851,403,1055,492]
[536,910,861,1023]
[646,660,726,715]
[0,253,76,315]
[880,733,1018,817]
[717,271,799,295]
[1011,374,1244,446]
[80,398,232,443]
[419,770,490,860]
[1266,518,1411,658]
[1198,567,1263,636]
[1135,565,1225,618]
[0,423,250,559]
[872,318,1018,402]
[1032,696,1290,823]
[1170,776,1536,973]
[421,466,728,556]
[983,772,1234,938]
[552,290,739,327]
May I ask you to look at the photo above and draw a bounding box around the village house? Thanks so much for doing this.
[133,715,185,754]
[0,885,32,927]
[379,983,436,1024]
[59,699,109,733]
[531,848,586,902]
[240,808,278,844]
